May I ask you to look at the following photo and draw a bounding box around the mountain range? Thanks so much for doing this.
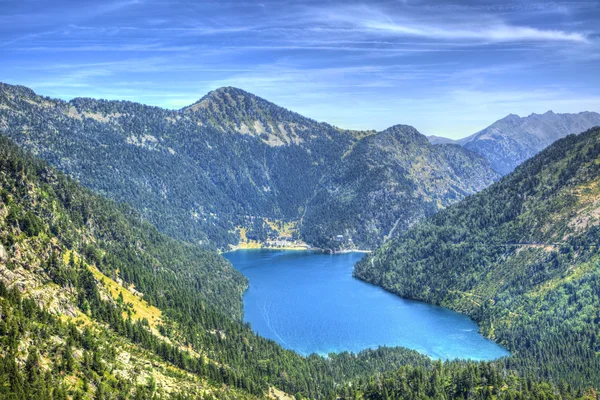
[3,83,596,250]
[428,111,600,175]
[0,83,498,250]
[0,100,595,400]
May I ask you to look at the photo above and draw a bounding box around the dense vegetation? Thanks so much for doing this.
[337,361,597,400]
[0,82,497,250]
[356,127,600,389]
[0,279,260,399]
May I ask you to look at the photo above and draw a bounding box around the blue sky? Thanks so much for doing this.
[1,0,599,138]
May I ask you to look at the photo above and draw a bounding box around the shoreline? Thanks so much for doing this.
[223,243,372,254]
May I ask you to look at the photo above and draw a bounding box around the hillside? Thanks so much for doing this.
[461,111,600,174]
[0,133,257,398]
[0,82,498,250]
[355,127,600,387]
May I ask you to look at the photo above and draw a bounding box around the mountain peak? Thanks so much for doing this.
[464,110,600,175]
[184,86,260,112]
[180,86,344,147]
[382,124,421,134]
[204,86,256,99]
[380,124,429,145]
[502,113,522,121]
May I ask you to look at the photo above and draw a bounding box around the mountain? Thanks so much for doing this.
[0,83,354,249]
[0,82,498,250]
[302,125,498,248]
[461,111,600,174]
[0,127,588,400]
[355,127,600,387]
[427,135,457,145]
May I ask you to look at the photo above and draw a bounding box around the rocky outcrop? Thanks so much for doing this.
[0,243,7,262]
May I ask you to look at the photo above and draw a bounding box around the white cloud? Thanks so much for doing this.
[365,21,588,43]
[314,5,589,44]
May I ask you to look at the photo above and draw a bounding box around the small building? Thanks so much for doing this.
[335,235,344,241]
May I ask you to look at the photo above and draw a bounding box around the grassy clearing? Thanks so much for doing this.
[87,264,162,328]
[265,219,297,238]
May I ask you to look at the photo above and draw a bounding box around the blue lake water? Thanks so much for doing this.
[224,249,509,360]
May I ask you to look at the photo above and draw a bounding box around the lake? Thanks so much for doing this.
[224,249,509,360]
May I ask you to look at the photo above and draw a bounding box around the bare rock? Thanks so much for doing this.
[0,243,7,262]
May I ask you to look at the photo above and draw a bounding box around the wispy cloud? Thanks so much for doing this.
[314,4,589,44]
[364,21,588,43]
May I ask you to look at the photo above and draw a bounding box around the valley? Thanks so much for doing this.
[0,83,599,399]
[2,0,600,398]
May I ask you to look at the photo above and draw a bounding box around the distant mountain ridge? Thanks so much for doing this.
[428,111,600,174]
[0,82,498,249]
[426,135,458,145]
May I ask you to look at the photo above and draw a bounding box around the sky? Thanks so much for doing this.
[1,0,599,138]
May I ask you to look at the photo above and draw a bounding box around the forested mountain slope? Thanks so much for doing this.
[0,82,498,250]
[356,127,600,388]
[461,111,600,174]
[0,133,254,398]
[0,129,591,400]
[302,125,497,248]
[0,84,353,249]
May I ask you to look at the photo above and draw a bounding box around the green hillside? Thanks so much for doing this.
[356,127,600,388]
